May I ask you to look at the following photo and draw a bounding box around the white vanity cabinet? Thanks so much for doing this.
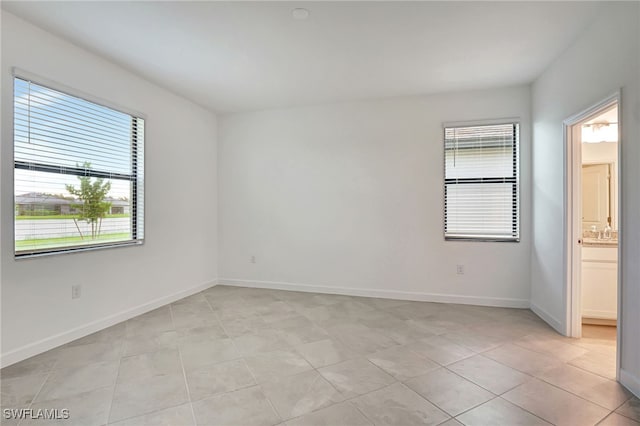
[581,246,618,320]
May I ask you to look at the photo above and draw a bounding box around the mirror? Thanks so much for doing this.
[581,104,618,232]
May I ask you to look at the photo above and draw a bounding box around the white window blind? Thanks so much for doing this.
[444,122,519,241]
[14,76,145,257]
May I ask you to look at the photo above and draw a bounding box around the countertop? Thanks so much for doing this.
[583,238,618,248]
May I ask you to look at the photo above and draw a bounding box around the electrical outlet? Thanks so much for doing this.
[250,255,256,264]
[71,284,82,299]
[456,264,465,275]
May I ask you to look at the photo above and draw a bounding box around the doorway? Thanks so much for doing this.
[564,93,621,379]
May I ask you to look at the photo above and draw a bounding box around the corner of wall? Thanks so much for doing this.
[529,300,564,334]
[620,369,640,399]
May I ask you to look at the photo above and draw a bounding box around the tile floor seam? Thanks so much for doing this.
[106,401,190,426]
[403,342,451,367]
[450,394,501,420]
[105,342,125,425]
[201,291,233,342]
[441,364,500,396]
[595,412,618,426]
[409,366,497,417]
[434,387,494,419]
[169,303,198,426]
[611,397,640,422]
[281,399,365,425]
[274,366,347,422]
[479,347,560,377]
[396,381,456,423]
[476,340,509,356]
[254,364,327,421]
[339,376,466,424]
[474,348,626,410]
[348,399,375,425]
[501,380,615,426]
[14,368,53,426]
[494,394,560,426]
[441,361,534,397]
[511,339,589,365]
[257,382,285,424]
[566,361,617,381]
[256,382,285,422]
[202,289,256,383]
[311,361,349,404]
[453,393,559,426]
[532,370,630,412]
[236,354,283,424]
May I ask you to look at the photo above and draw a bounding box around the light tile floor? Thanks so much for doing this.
[1,285,638,426]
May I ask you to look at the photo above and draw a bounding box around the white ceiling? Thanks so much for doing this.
[585,105,618,125]
[2,1,601,113]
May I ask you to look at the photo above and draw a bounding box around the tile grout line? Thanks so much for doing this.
[453,393,555,426]
[201,289,248,369]
[17,367,55,426]
[243,357,283,424]
[168,303,198,426]
[565,361,618,381]
[202,289,284,424]
[532,371,628,412]
[608,395,639,422]
[471,341,625,413]
[466,348,632,426]
[105,314,188,424]
[434,337,589,425]
[272,292,496,424]
[595,412,618,425]
[253,291,401,423]
[105,332,126,425]
[479,363,619,423]
[451,394,501,420]
[349,400,375,425]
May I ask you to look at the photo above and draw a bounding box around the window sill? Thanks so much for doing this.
[445,236,520,243]
[15,240,144,260]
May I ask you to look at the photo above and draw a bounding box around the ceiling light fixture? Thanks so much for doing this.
[291,8,310,20]
[582,122,618,143]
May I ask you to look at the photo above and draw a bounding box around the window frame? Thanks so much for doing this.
[12,69,146,259]
[443,119,520,243]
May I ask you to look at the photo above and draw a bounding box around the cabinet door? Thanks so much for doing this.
[581,260,617,319]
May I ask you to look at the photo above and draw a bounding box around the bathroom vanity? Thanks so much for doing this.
[582,241,618,322]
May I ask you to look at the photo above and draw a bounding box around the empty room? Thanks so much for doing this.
[1,1,639,425]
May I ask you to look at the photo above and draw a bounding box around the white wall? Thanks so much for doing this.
[0,12,218,366]
[218,86,531,307]
[531,2,640,395]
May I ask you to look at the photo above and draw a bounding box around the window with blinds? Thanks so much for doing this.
[14,76,144,257]
[444,122,519,241]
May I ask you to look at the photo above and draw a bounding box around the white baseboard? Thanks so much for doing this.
[217,278,530,308]
[0,280,217,368]
[582,310,617,320]
[529,301,565,334]
[620,368,640,398]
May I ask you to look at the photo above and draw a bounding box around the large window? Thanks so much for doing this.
[444,122,519,241]
[14,76,144,257]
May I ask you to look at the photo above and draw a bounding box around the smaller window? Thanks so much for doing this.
[444,122,520,241]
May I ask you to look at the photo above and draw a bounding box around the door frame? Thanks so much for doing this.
[563,91,621,379]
